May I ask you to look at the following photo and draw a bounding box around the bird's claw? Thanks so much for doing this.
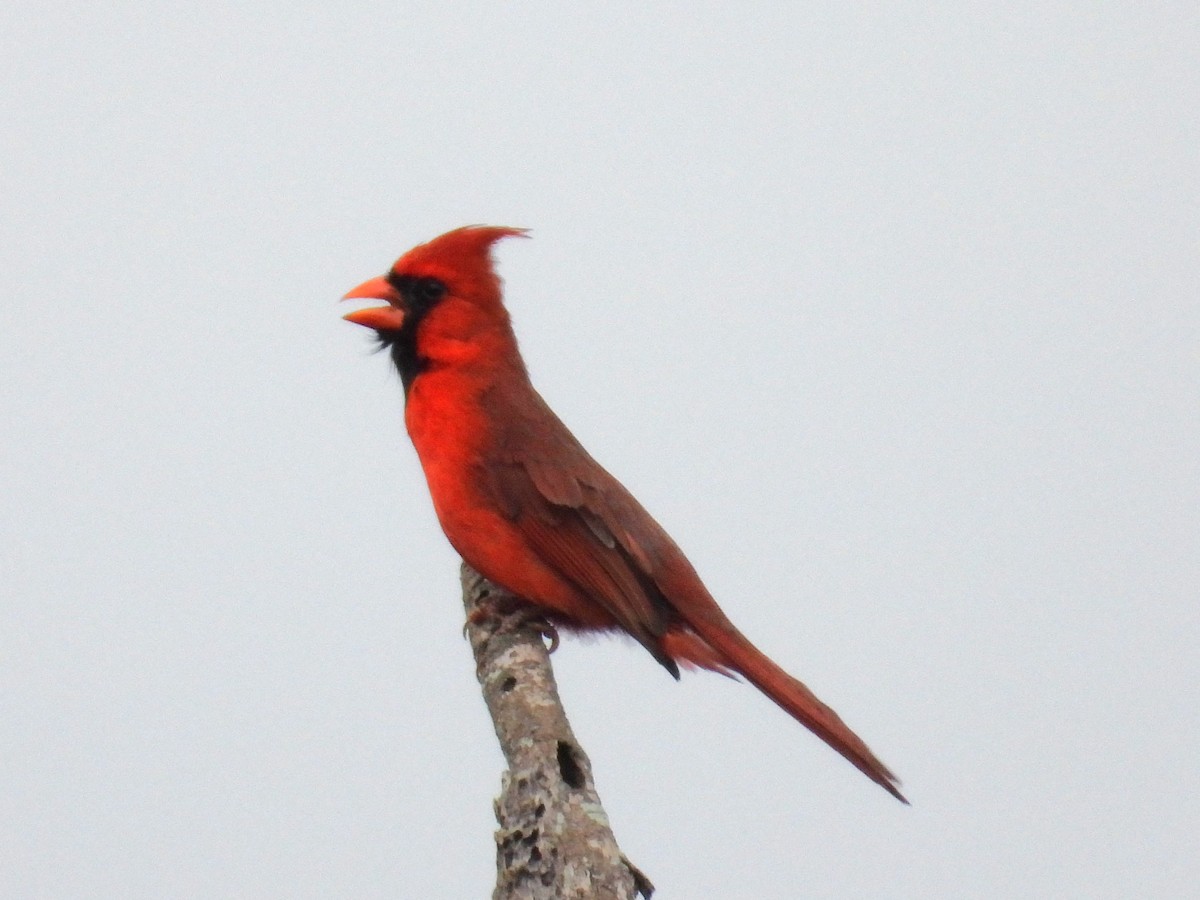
[465,597,560,655]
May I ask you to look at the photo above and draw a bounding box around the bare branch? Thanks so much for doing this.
[461,563,654,900]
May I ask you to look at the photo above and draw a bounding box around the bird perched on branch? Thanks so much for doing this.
[343,226,905,802]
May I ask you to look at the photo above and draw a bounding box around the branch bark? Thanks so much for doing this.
[460,562,653,900]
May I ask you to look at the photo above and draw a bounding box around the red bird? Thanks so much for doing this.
[343,226,905,802]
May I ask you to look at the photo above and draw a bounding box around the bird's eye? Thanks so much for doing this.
[413,278,446,304]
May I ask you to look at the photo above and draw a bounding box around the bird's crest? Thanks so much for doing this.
[391,225,529,301]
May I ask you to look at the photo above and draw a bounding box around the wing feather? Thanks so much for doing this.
[485,451,679,672]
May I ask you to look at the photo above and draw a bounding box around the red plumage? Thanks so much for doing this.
[344,226,905,802]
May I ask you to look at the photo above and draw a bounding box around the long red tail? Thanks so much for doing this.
[669,618,907,803]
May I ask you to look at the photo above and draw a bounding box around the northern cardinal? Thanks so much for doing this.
[343,226,905,802]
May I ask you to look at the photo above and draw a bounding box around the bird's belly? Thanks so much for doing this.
[404,376,615,628]
[418,458,612,629]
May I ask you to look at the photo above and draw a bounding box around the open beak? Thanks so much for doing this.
[341,275,407,330]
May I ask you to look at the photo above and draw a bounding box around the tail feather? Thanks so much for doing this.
[670,619,908,804]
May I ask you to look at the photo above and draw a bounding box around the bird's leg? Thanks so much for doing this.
[464,591,560,654]
[494,606,560,654]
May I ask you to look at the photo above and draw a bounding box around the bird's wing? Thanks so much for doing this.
[483,420,684,674]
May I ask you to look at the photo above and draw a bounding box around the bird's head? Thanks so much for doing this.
[342,225,528,336]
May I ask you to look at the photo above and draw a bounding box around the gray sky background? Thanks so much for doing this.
[3,3,1197,898]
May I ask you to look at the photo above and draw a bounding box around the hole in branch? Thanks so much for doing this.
[557,741,585,789]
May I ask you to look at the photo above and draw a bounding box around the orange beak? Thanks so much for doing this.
[341,275,407,330]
